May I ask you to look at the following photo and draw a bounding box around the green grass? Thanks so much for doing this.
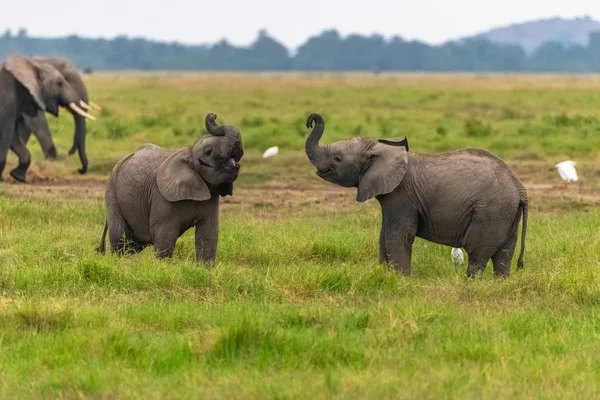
[1,73,600,398]
[0,197,599,398]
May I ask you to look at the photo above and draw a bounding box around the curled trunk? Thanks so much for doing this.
[205,113,226,136]
[305,113,327,168]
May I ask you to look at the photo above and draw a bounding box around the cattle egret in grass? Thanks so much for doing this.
[555,160,578,182]
[451,248,465,265]
[262,146,279,159]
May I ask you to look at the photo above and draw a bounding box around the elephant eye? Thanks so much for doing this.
[57,80,64,87]
[205,149,212,156]
[333,155,342,163]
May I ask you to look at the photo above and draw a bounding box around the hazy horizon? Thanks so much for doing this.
[1,0,599,49]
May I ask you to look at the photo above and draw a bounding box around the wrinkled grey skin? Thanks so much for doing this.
[0,56,84,183]
[97,114,243,263]
[304,113,528,278]
[19,57,91,174]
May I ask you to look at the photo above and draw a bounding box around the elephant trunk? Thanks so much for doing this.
[72,114,88,174]
[205,113,241,143]
[205,113,227,136]
[305,113,327,168]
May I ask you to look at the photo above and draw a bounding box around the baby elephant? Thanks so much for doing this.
[304,113,528,278]
[97,113,243,263]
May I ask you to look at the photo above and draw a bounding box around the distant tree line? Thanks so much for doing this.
[2,28,600,72]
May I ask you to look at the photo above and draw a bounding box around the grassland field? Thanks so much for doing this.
[0,72,599,399]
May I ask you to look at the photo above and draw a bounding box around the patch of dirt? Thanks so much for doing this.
[0,176,108,203]
[1,162,598,215]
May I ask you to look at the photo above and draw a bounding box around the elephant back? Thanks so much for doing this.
[115,145,175,181]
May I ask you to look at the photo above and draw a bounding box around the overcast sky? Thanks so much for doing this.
[1,0,599,49]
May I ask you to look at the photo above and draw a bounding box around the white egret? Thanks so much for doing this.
[262,146,279,159]
[451,248,465,265]
[555,160,578,182]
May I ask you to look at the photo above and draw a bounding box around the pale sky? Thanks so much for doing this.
[1,0,599,49]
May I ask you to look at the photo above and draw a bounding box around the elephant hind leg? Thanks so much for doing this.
[465,254,491,278]
[108,217,145,255]
[491,222,520,278]
[105,187,143,255]
[463,217,512,278]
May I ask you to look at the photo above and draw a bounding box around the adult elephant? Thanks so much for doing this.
[0,56,94,182]
[19,57,100,175]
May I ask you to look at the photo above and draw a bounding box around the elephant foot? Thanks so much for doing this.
[78,167,88,175]
[45,146,58,160]
[10,161,30,183]
[9,168,27,183]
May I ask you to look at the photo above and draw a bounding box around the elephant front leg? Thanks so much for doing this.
[380,215,416,275]
[152,225,180,259]
[379,225,389,264]
[195,217,218,265]
[22,112,57,160]
[9,121,32,183]
[0,123,17,182]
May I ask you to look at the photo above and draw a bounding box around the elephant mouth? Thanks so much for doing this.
[317,168,333,177]
[46,103,60,117]
[224,170,240,182]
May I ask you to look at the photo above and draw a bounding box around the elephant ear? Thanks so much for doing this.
[357,138,409,202]
[5,56,46,111]
[156,151,212,202]
[217,182,234,197]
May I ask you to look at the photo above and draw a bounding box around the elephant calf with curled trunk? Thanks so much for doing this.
[304,113,528,278]
[97,114,243,263]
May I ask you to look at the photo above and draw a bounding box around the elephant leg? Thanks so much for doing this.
[491,221,520,278]
[107,213,128,255]
[108,222,143,255]
[382,227,415,275]
[22,112,57,160]
[105,187,136,255]
[152,225,180,259]
[0,120,18,181]
[378,225,389,264]
[463,219,506,278]
[195,216,218,265]
[465,253,492,278]
[121,239,146,255]
[9,120,32,183]
[380,211,417,275]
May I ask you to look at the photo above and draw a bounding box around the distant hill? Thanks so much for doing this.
[467,16,600,54]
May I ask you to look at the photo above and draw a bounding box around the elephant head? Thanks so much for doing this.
[305,113,409,202]
[156,113,244,202]
[31,57,98,174]
[4,56,93,120]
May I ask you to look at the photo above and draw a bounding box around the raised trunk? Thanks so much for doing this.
[205,113,226,136]
[305,113,327,168]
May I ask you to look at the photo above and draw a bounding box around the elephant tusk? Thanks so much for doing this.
[79,100,92,111]
[88,101,102,111]
[69,103,97,121]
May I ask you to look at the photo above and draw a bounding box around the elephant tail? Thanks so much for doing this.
[517,199,528,269]
[96,220,108,254]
